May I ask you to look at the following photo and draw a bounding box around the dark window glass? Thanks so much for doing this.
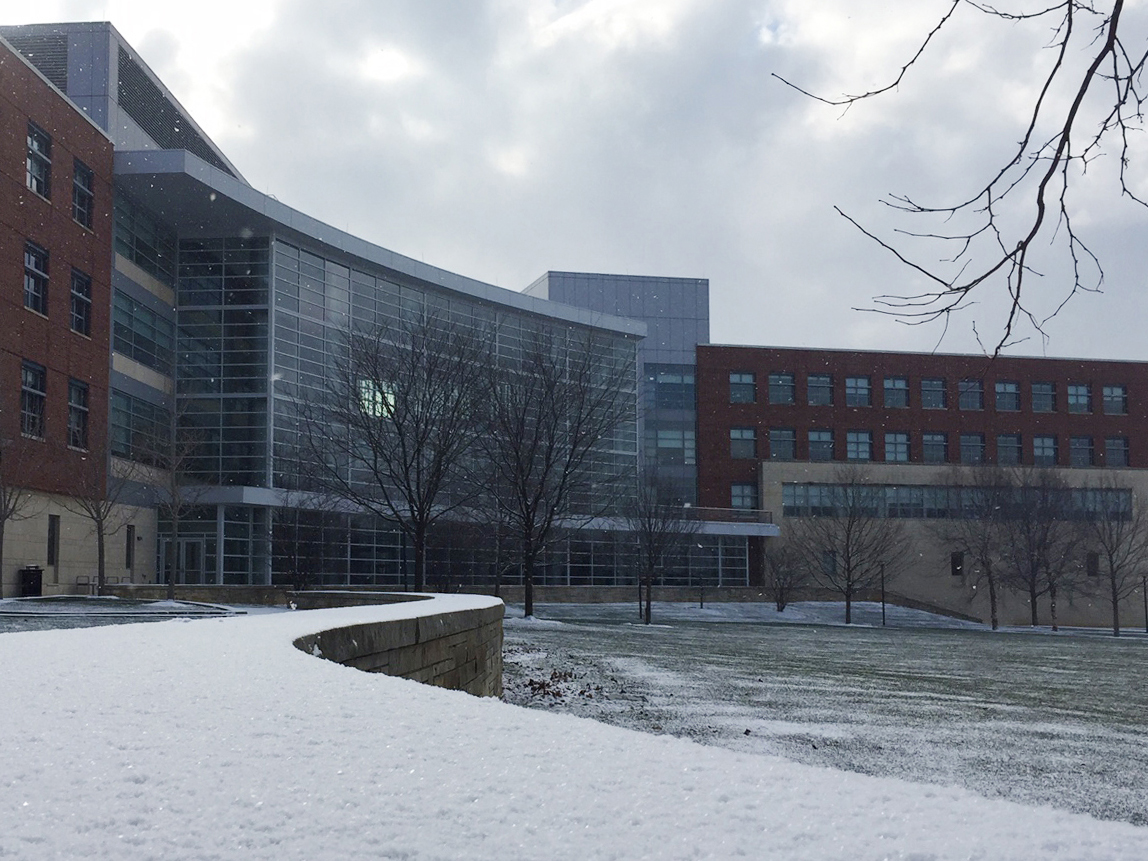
[769,428,795,461]
[71,269,92,336]
[1070,436,1093,467]
[921,378,946,409]
[809,429,833,462]
[729,372,756,404]
[845,376,871,407]
[958,379,984,410]
[995,381,1020,411]
[21,361,46,438]
[47,515,60,567]
[951,551,964,577]
[807,374,832,406]
[73,159,94,228]
[1067,384,1092,414]
[1105,437,1130,467]
[884,377,908,408]
[768,373,795,405]
[654,370,695,410]
[997,434,1022,465]
[655,429,695,465]
[960,433,984,464]
[922,432,947,463]
[731,483,758,509]
[730,427,756,459]
[24,241,48,315]
[846,431,872,461]
[68,379,89,449]
[1032,382,1055,413]
[1034,435,1058,466]
[27,123,51,198]
[1103,385,1127,415]
[885,432,909,462]
[113,290,175,375]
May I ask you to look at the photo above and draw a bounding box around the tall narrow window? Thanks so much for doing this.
[768,372,795,405]
[845,376,871,407]
[769,428,796,461]
[125,525,136,570]
[921,378,947,409]
[951,551,964,577]
[70,269,92,336]
[807,374,832,406]
[729,372,756,404]
[27,123,51,198]
[730,427,757,459]
[1103,385,1127,415]
[1086,551,1100,578]
[24,241,48,315]
[21,361,46,438]
[72,159,94,228]
[47,514,60,567]
[884,377,909,408]
[68,380,89,449]
[958,379,984,410]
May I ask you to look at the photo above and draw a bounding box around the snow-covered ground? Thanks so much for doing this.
[3,598,1148,859]
[504,602,1148,827]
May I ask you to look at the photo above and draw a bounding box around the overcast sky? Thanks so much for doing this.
[12,0,1148,359]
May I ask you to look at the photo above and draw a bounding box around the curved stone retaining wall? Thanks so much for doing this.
[293,598,504,698]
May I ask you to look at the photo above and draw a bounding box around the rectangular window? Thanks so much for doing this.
[1086,551,1100,578]
[47,514,60,567]
[769,428,796,461]
[1032,382,1056,413]
[654,371,695,410]
[807,374,833,406]
[1068,383,1092,414]
[958,379,984,410]
[656,429,696,465]
[730,427,757,459]
[1106,436,1130,467]
[21,361,46,438]
[822,550,837,577]
[922,432,948,463]
[68,380,89,450]
[885,432,909,462]
[70,269,92,336]
[768,372,795,405]
[731,483,758,510]
[1103,385,1127,415]
[27,122,51,198]
[845,376,871,407]
[951,550,964,577]
[126,524,136,570]
[960,433,985,464]
[729,372,756,404]
[921,378,947,409]
[1070,436,1094,467]
[995,381,1020,411]
[997,434,1022,466]
[884,377,909,408]
[72,159,94,229]
[1033,435,1058,466]
[846,430,873,461]
[112,291,175,375]
[809,429,833,462]
[24,241,48,316]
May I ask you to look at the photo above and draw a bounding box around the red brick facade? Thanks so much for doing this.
[0,42,114,496]
[697,345,1148,510]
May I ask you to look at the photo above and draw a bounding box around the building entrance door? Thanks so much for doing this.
[159,538,206,585]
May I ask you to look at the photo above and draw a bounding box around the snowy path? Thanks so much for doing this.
[3,599,1147,859]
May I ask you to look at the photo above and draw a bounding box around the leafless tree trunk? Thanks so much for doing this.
[300,315,488,593]
[778,2,1143,352]
[483,328,635,618]
[1077,476,1148,636]
[625,470,700,625]
[0,440,35,599]
[762,542,806,613]
[787,466,910,624]
[63,458,142,596]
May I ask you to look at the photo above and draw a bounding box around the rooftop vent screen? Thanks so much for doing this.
[117,47,235,177]
[4,33,68,90]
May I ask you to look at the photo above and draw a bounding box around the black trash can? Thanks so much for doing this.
[19,565,43,597]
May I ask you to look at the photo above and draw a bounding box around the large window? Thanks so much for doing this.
[21,361,46,438]
[1106,437,1130,467]
[997,434,1022,465]
[922,432,948,463]
[729,372,756,404]
[885,432,909,462]
[995,381,1020,411]
[731,483,758,510]
[958,379,984,410]
[768,372,795,405]
[1103,385,1127,415]
[1067,383,1092,414]
[1034,435,1058,466]
[110,390,171,465]
[113,291,175,375]
[807,374,832,406]
[654,370,694,409]
[656,429,696,465]
[114,193,177,286]
[846,430,872,461]
[71,269,92,336]
[1070,436,1094,467]
[730,428,756,459]
[845,376,871,407]
[884,377,908,408]
[1032,382,1056,412]
[960,433,985,464]
[68,380,89,450]
[26,122,51,198]
[24,241,48,316]
[72,159,94,229]
[921,378,947,409]
[809,429,833,462]
[769,428,796,461]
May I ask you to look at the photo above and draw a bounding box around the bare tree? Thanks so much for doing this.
[483,327,634,618]
[762,542,806,613]
[302,315,488,593]
[63,457,142,597]
[935,467,1012,630]
[0,439,35,599]
[997,468,1081,629]
[625,470,700,624]
[778,2,1143,351]
[149,406,208,601]
[1077,475,1148,636]
[787,466,910,623]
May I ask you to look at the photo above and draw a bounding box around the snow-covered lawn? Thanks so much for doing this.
[504,602,1148,827]
[3,597,1147,859]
